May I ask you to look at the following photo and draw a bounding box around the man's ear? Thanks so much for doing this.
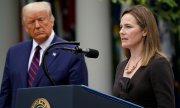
[50,15,55,26]
[23,23,29,33]
[22,20,28,32]
[24,26,28,33]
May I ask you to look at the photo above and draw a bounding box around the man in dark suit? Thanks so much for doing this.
[0,1,88,108]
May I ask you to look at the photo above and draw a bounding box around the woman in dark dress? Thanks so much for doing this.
[113,5,175,108]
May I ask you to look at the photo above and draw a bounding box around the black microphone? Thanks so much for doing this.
[61,47,99,58]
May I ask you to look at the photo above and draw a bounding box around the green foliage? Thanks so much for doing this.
[112,0,180,35]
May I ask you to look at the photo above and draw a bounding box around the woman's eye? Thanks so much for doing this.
[126,25,132,28]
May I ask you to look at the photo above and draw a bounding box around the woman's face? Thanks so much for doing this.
[119,13,146,49]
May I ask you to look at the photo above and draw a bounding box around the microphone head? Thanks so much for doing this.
[85,49,99,58]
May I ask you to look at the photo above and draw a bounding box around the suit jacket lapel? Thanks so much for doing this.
[21,41,32,87]
[33,36,62,86]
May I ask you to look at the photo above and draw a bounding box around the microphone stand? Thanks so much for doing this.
[41,41,80,86]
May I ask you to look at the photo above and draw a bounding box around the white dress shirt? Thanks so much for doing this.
[28,30,55,70]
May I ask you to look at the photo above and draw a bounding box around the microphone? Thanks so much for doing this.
[42,41,98,86]
[61,47,99,58]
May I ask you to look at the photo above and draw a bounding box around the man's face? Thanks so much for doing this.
[23,9,54,44]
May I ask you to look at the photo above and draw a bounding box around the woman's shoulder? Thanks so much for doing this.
[148,54,173,76]
[149,54,169,66]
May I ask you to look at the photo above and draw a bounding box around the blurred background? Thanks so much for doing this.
[0,0,179,107]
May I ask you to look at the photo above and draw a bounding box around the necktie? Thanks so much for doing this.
[28,45,41,87]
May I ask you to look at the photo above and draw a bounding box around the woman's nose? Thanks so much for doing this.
[119,27,124,35]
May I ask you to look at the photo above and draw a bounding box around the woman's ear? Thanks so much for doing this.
[142,28,147,37]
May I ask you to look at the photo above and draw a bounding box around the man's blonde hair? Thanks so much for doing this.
[22,1,54,23]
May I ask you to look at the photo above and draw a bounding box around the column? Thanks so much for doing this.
[76,0,112,94]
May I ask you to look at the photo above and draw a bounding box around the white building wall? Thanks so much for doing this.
[76,0,112,94]
[0,0,19,85]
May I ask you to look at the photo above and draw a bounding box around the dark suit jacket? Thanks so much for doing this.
[0,35,88,108]
[113,55,175,108]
